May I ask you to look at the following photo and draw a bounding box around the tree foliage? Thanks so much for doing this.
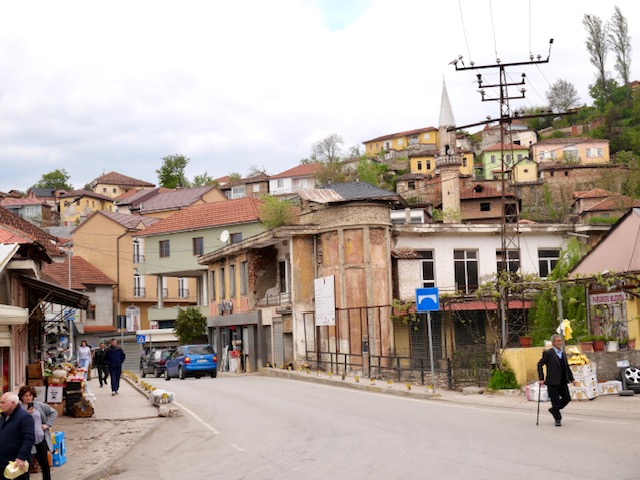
[173,307,207,345]
[546,79,580,113]
[228,172,242,181]
[258,195,295,229]
[583,13,609,97]
[356,158,390,188]
[192,171,217,187]
[33,169,73,191]
[157,154,190,188]
[247,165,267,178]
[608,6,632,86]
[311,134,344,163]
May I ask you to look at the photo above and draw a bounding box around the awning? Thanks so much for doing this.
[0,304,29,325]
[18,275,90,310]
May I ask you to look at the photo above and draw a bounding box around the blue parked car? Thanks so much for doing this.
[164,344,217,380]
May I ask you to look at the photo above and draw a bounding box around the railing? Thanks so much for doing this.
[133,254,145,263]
[162,288,168,298]
[179,289,190,298]
[255,292,292,307]
[133,287,146,298]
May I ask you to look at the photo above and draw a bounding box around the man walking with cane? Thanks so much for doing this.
[538,334,576,426]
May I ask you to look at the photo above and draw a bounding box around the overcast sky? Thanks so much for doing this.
[0,0,637,193]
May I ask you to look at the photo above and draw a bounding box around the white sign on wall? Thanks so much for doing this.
[314,276,336,326]
[589,292,626,305]
[126,305,141,332]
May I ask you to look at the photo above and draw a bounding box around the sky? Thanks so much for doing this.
[0,0,638,193]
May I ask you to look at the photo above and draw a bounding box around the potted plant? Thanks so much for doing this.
[606,336,619,352]
[579,335,594,353]
[592,335,606,352]
[519,336,532,348]
[629,338,636,350]
[619,337,629,349]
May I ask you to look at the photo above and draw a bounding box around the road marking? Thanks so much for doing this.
[230,444,245,452]
[173,400,220,435]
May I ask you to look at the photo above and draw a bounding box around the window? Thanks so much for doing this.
[279,261,289,293]
[418,250,435,288]
[210,270,216,300]
[409,135,419,145]
[491,155,496,164]
[480,202,491,212]
[231,186,245,199]
[564,171,569,176]
[193,237,204,256]
[240,261,248,295]
[277,179,284,188]
[159,240,170,258]
[423,133,430,141]
[538,249,559,278]
[87,305,96,320]
[385,141,391,150]
[102,188,107,193]
[517,154,523,161]
[397,138,404,147]
[229,265,236,297]
[134,275,145,297]
[178,277,189,298]
[417,161,422,171]
[563,147,579,161]
[113,188,117,193]
[586,148,603,158]
[426,160,431,170]
[231,233,242,244]
[162,277,168,298]
[219,267,226,298]
[463,158,467,167]
[253,184,260,193]
[133,239,144,263]
[454,250,478,294]
[496,249,520,273]
[505,154,511,163]
[407,181,416,190]
[523,169,529,173]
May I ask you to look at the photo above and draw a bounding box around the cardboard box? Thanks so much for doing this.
[570,363,596,377]
[46,386,64,403]
[28,378,45,386]
[33,386,47,402]
[27,362,44,379]
[569,385,598,400]
[573,373,598,388]
[597,380,623,395]
[47,402,64,417]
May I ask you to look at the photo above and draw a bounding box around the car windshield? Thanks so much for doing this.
[188,345,214,355]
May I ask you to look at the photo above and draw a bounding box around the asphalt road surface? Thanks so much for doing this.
[107,375,639,479]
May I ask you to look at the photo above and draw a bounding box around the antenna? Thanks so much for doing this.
[220,230,230,243]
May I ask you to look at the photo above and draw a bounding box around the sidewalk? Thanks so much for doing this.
[31,375,163,480]
[260,367,640,421]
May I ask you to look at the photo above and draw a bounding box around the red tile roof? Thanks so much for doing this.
[572,188,612,199]
[131,186,218,213]
[42,256,115,290]
[0,206,63,257]
[137,197,263,236]
[95,211,160,229]
[460,185,514,200]
[584,196,640,212]
[0,198,46,206]
[58,189,114,201]
[363,127,438,144]
[270,163,321,179]
[0,226,32,244]
[91,171,155,188]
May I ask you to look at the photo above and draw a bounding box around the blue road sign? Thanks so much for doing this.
[416,287,440,312]
[136,335,146,344]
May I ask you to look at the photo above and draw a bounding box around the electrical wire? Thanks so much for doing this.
[457,0,472,62]
[489,0,499,61]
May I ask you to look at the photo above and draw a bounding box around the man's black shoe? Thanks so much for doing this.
[548,407,559,420]
[555,419,561,427]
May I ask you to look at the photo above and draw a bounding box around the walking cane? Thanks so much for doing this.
[536,382,541,426]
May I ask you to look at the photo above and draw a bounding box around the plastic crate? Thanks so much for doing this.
[51,431,66,467]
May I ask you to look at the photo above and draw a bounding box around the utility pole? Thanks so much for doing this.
[450,40,554,346]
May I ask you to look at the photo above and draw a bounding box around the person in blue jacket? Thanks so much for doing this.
[105,338,126,395]
[0,392,35,478]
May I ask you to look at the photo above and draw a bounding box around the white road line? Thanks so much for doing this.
[173,400,220,435]
[230,444,246,452]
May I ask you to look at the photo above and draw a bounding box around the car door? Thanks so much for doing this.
[166,347,184,377]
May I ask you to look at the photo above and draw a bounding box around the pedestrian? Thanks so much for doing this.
[93,342,109,388]
[18,385,57,480]
[0,392,35,479]
[537,333,576,426]
[76,340,92,381]
[105,338,126,395]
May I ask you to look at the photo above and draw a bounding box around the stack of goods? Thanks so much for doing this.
[71,398,94,418]
[567,347,598,400]
[65,381,83,415]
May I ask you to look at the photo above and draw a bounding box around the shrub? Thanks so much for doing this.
[488,365,520,390]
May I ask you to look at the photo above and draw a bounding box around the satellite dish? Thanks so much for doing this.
[220,230,230,243]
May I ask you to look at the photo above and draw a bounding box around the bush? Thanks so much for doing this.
[488,366,520,390]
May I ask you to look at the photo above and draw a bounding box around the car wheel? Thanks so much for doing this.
[179,366,186,380]
[154,367,161,378]
[164,368,171,381]
[620,366,640,384]
[211,370,217,378]
[140,366,146,378]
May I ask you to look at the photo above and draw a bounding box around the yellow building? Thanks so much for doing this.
[531,137,610,165]
[89,171,155,199]
[59,190,114,225]
[410,151,474,177]
[363,127,438,158]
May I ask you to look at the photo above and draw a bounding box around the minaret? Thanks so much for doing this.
[436,80,462,223]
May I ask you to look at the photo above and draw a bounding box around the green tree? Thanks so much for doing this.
[259,195,295,229]
[247,165,267,178]
[311,134,344,163]
[608,6,632,86]
[192,172,217,187]
[157,154,190,188]
[228,172,242,181]
[33,169,73,190]
[173,307,207,345]
[356,158,390,189]
[583,13,610,104]
[546,79,580,113]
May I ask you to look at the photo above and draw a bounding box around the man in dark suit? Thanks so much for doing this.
[538,334,576,426]
[0,392,35,478]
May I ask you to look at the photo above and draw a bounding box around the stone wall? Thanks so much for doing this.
[583,350,640,382]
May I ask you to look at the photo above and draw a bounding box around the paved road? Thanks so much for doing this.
[107,374,639,479]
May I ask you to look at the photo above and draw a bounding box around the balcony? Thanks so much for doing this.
[133,254,145,264]
[133,287,146,298]
[179,289,190,298]
[255,292,291,307]
[148,304,208,322]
